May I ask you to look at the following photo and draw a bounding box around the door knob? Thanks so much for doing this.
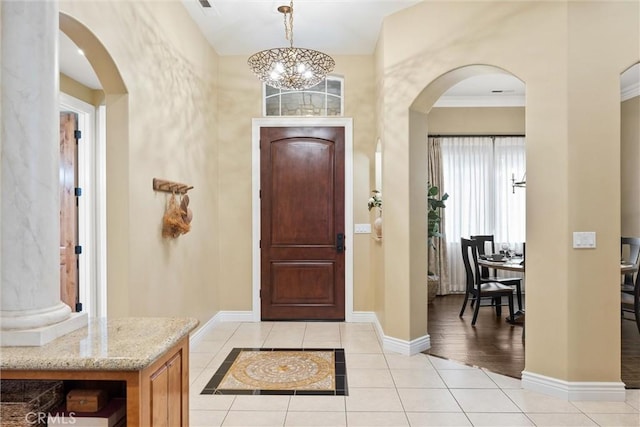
[337,233,344,253]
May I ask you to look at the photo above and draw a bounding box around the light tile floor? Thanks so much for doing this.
[189,322,640,426]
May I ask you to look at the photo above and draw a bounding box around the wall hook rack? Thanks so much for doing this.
[152,178,194,195]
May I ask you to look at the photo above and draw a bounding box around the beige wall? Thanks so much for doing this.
[56,0,640,387]
[621,96,640,237]
[60,74,104,106]
[60,0,220,328]
[428,107,525,135]
[377,0,639,384]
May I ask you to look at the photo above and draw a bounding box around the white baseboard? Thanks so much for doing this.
[190,310,430,356]
[189,311,255,349]
[189,314,218,348]
[215,311,255,323]
[350,311,378,323]
[383,333,431,356]
[353,311,430,356]
[522,371,626,401]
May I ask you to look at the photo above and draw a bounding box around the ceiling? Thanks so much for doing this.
[59,0,638,105]
[181,0,423,56]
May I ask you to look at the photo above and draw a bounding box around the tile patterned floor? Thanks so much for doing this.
[189,322,640,426]
[200,348,347,395]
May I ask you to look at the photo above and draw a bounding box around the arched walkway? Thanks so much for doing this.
[59,13,130,318]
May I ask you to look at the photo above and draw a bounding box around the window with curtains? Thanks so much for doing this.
[440,136,526,293]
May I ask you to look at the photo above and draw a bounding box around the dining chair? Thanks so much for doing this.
[621,267,640,333]
[621,237,640,294]
[470,234,523,311]
[460,237,515,326]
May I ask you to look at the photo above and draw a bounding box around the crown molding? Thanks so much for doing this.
[435,84,639,108]
[621,82,640,102]
[434,95,525,108]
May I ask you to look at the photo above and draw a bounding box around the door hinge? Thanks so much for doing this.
[259,240,261,249]
[259,189,261,199]
[75,302,83,312]
[259,289,262,298]
[74,245,82,255]
[74,130,82,140]
[74,187,82,197]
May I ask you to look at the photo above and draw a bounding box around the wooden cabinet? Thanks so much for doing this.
[150,352,183,427]
[138,335,190,427]
[1,336,191,427]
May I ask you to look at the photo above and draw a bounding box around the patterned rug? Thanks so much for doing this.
[201,348,347,396]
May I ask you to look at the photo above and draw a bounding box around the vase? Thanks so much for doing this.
[427,275,439,304]
[373,210,383,238]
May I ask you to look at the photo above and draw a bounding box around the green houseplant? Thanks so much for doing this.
[427,184,448,303]
[428,184,448,248]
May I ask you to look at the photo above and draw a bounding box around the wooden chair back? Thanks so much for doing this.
[621,237,640,286]
[470,235,495,278]
[461,237,481,293]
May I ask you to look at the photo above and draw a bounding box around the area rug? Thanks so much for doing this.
[200,348,347,395]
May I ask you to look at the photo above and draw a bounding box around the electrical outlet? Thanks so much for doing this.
[354,224,371,234]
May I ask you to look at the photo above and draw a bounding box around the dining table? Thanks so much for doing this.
[478,258,638,275]
[478,257,525,273]
[477,257,639,325]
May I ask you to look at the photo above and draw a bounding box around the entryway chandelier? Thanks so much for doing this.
[247,0,335,90]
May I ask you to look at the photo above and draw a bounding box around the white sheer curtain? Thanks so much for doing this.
[441,136,526,293]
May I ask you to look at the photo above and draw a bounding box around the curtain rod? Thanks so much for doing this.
[428,134,525,138]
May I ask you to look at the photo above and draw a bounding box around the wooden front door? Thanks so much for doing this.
[60,112,79,311]
[260,127,345,320]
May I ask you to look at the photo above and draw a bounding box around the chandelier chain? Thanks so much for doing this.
[284,0,294,47]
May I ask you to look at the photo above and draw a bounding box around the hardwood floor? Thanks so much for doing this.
[622,314,640,388]
[425,294,640,388]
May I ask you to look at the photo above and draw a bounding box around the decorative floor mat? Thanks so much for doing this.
[201,348,347,396]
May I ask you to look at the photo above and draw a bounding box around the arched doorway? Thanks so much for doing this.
[411,64,527,378]
[59,13,129,318]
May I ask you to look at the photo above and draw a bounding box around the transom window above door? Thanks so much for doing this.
[264,76,344,117]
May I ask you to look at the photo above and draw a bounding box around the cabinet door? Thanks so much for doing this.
[167,353,182,427]
[150,364,169,427]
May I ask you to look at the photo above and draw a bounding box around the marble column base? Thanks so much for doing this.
[0,302,72,330]
[1,312,88,346]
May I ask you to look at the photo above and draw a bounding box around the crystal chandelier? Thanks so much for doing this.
[247,0,335,90]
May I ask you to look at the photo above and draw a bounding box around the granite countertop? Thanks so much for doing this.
[0,317,199,371]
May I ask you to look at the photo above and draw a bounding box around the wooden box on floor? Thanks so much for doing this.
[66,388,108,412]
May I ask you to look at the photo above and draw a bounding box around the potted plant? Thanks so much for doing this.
[427,184,448,303]
[368,190,383,238]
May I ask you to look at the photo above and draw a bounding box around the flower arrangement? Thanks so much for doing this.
[367,190,382,211]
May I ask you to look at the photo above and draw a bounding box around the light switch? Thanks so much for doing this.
[573,231,596,248]
[355,224,371,234]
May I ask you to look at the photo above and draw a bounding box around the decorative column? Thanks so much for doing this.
[1,0,87,346]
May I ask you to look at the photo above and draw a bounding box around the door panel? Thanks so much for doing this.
[271,262,335,304]
[261,127,345,320]
[60,112,78,311]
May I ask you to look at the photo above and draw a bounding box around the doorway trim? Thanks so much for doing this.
[59,93,105,317]
[251,117,354,322]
